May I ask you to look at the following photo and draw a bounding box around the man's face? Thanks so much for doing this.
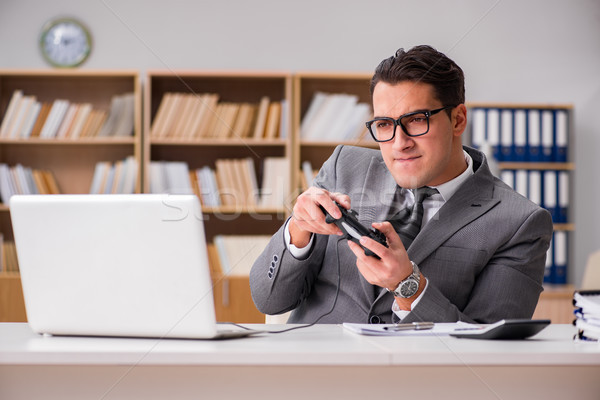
[372,81,466,189]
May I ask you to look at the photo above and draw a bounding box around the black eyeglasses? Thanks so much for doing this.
[365,105,456,142]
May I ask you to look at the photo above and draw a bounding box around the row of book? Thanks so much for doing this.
[149,157,290,209]
[150,93,287,140]
[0,90,135,139]
[470,107,569,163]
[573,290,600,342]
[300,92,371,142]
[212,235,272,277]
[545,231,568,285]
[89,156,138,194]
[499,169,569,223]
[0,164,60,204]
[0,236,19,273]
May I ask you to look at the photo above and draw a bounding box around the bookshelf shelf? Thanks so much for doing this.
[149,138,287,147]
[299,139,377,147]
[0,137,136,145]
[498,162,575,171]
[203,206,287,215]
[553,223,575,231]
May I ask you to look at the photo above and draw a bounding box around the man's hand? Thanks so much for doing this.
[288,187,351,248]
[347,221,422,308]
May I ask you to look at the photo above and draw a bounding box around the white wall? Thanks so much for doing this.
[1,0,599,286]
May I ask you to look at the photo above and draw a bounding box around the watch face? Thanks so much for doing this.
[40,18,92,67]
[399,279,419,297]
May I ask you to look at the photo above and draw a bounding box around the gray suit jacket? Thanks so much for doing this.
[249,145,553,324]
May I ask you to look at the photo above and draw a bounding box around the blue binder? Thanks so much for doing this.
[554,109,568,162]
[541,110,555,162]
[527,109,542,162]
[500,109,514,161]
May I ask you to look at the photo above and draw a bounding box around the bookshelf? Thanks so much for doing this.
[144,71,293,322]
[0,69,142,322]
[292,72,377,192]
[0,71,577,325]
[466,103,575,323]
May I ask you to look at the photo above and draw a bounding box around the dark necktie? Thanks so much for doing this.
[388,186,438,249]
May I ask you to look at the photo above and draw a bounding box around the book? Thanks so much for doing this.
[148,161,192,194]
[231,103,254,138]
[0,90,24,137]
[252,96,270,139]
[194,94,220,138]
[41,170,60,194]
[150,92,175,138]
[215,159,237,206]
[0,164,61,203]
[159,93,184,138]
[243,158,259,205]
[259,157,289,208]
[29,102,52,138]
[40,99,70,138]
[169,93,196,138]
[263,101,281,139]
[300,92,328,138]
[6,95,36,138]
[55,103,79,139]
[217,103,240,139]
[194,166,217,207]
[103,92,135,137]
[18,100,42,139]
[67,103,93,139]
[181,94,207,139]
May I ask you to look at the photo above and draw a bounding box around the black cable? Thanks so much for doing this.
[225,236,344,334]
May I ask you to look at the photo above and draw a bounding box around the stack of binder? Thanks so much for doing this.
[470,107,568,162]
[469,105,571,285]
[573,290,600,342]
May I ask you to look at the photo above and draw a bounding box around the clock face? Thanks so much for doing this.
[40,18,92,68]
[400,279,418,297]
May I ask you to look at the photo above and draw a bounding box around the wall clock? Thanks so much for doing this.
[40,17,92,68]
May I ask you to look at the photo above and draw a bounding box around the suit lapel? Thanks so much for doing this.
[371,148,500,310]
[408,176,499,264]
[355,156,398,225]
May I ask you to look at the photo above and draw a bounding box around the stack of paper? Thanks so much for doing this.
[573,290,600,342]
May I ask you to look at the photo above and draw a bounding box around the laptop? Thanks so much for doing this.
[10,194,259,339]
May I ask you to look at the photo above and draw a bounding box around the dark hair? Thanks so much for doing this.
[370,45,465,110]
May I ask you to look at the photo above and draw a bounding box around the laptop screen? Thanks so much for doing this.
[10,194,221,339]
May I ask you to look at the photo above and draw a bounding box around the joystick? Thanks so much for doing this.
[320,202,388,258]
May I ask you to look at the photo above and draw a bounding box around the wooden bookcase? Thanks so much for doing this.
[0,69,142,322]
[0,71,577,325]
[144,70,293,323]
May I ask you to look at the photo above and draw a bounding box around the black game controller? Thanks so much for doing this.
[320,202,388,258]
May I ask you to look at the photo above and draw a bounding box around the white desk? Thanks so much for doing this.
[0,323,598,400]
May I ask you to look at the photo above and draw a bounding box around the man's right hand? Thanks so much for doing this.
[288,187,351,248]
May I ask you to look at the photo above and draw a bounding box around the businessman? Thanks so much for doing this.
[250,45,553,324]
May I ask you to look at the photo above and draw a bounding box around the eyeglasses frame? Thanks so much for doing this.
[365,105,457,142]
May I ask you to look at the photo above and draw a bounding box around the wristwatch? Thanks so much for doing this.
[388,261,421,298]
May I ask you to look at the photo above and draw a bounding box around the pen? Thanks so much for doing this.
[383,322,434,331]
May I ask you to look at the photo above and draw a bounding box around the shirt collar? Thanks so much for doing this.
[429,150,474,202]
